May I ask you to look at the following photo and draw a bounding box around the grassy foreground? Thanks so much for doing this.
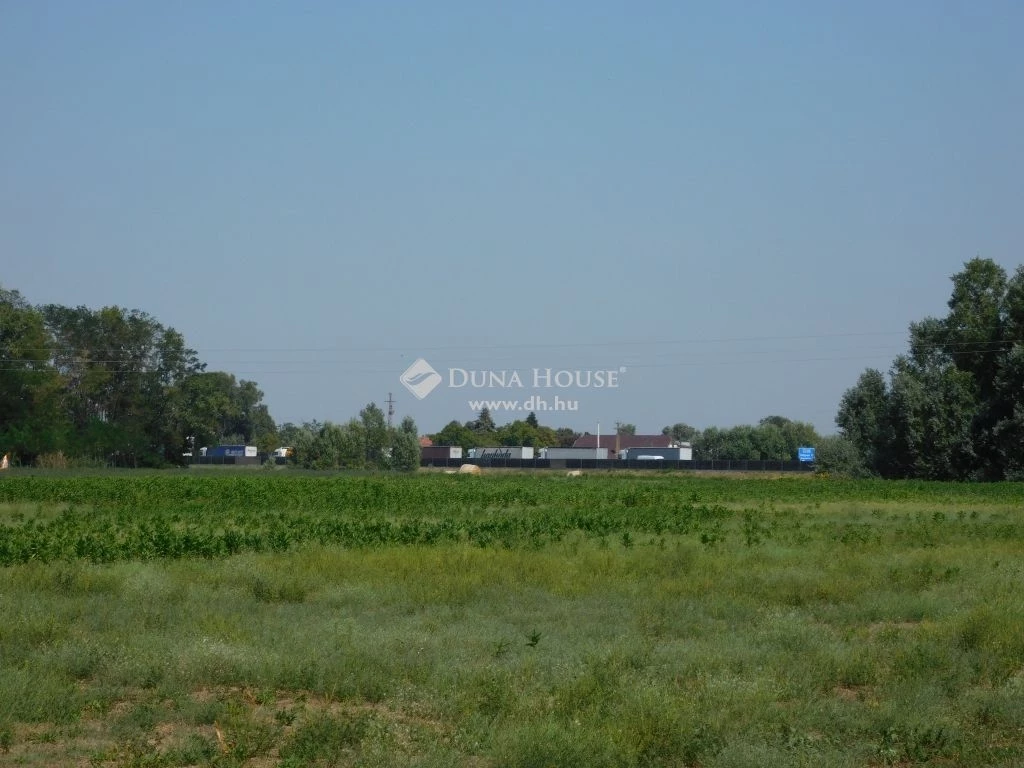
[0,472,1022,767]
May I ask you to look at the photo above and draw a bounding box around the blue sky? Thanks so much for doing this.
[2,1,1022,436]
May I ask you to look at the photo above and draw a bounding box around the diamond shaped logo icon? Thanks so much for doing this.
[400,358,443,400]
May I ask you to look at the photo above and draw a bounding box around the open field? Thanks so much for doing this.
[1,473,1022,766]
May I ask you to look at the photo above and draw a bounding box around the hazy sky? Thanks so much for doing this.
[2,1,1022,436]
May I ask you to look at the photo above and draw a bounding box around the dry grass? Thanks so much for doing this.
[2,686,456,767]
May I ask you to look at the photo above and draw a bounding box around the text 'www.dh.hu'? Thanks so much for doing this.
[467,395,579,412]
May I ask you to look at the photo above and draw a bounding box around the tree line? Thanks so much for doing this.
[836,258,1024,480]
[430,258,1024,479]
[0,287,278,466]
[431,410,579,452]
[432,410,821,462]
[0,285,422,470]
[276,407,421,472]
[663,417,820,462]
[7,257,1023,478]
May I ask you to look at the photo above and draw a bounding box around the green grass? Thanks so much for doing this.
[0,472,1022,765]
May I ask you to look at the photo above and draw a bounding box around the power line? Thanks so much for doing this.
[0,328,919,356]
[0,352,967,375]
[5,335,1024,368]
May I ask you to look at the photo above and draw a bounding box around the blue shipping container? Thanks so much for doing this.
[208,445,253,458]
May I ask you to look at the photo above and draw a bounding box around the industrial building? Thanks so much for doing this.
[572,433,691,460]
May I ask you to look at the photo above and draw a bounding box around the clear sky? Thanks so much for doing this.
[2,1,1022,436]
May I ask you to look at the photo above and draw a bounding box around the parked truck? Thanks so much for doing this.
[620,445,692,461]
[421,445,463,461]
[467,446,535,460]
[205,445,258,458]
[538,447,609,460]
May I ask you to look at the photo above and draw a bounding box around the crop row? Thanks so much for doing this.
[1,488,1021,566]
[2,472,1023,513]
[0,502,741,565]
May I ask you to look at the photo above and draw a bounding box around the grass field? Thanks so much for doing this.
[1,471,1022,766]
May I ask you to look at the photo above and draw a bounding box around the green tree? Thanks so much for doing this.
[694,426,725,460]
[289,413,420,472]
[944,257,1007,391]
[885,356,977,480]
[471,407,497,434]
[534,425,559,448]
[338,420,369,469]
[554,427,580,448]
[721,425,758,460]
[296,420,367,470]
[232,380,277,451]
[0,287,277,467]
[360,403,389,468]
[752,422,789,460]
[389,415,421,471]
[0,288,63,461]
[312,422,356,470]
[759,416,819,460]
[985,264,1024,476]
[662,422,699,443]
[432,420,476,452]
[814,435,865,476]
[165,372,275,462]
[992,342,1024,478]
[43,303,203,465]
[496,419,541,447]
[174,372,242,452]
[836,258,1022,479]
[836,369,890,475]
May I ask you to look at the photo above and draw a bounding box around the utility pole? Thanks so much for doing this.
[386,392,395,427]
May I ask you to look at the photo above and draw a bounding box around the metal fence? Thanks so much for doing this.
[421,458,814,472]
[190,455,265,466]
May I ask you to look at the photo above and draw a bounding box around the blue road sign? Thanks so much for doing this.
[798,446,816,462]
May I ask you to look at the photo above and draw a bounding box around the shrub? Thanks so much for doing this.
[815,435,869,477]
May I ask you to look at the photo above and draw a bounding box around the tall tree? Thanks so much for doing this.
[432,420,476,452]
[360,403,389,468]
[230,380,277,450]
[472,407,496,434]
[837,258,1022,479]
[554,427,580,448]
[0,288,63,460]
[986,265,1024,477]
[390,415,421,471]
[836,369,891,475]
[884,356,977,480]
[944,257,1007,391]
[662,422,699,443]
[43,304,203,464]
[497,419,536,447]
[174,372,241,451]
[694,426,726,460]
[760,416,819,460]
